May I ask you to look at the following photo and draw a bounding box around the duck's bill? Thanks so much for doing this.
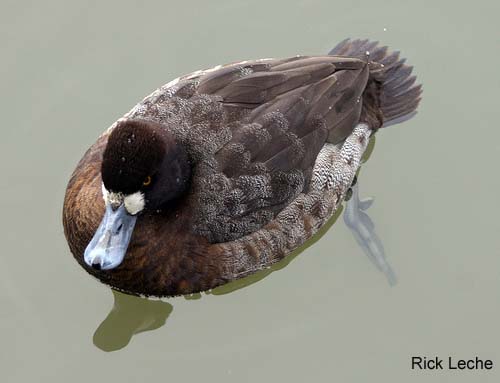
[84,204,137,270]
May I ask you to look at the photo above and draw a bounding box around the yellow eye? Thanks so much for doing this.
[143,176,152,186]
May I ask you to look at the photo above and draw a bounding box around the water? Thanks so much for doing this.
[2,1,499,382]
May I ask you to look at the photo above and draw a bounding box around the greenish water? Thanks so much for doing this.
[2,1,499,382]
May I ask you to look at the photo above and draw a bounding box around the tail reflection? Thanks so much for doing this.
[93,289,173,352]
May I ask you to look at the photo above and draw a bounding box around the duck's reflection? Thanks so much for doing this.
[94,136,396,351]
[93,290,173,352]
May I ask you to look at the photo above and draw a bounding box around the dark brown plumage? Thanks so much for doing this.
[63,38,422,297]
[102,119,191,209]
[102,119,167,194]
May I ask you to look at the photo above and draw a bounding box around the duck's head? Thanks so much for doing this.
[84,119,191,271]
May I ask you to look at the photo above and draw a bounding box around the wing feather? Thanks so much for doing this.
[189,55,369,242]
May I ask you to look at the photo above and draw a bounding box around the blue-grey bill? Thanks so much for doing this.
[84,204,137,270]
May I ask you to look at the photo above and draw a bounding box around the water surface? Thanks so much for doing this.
[1,1,499,382]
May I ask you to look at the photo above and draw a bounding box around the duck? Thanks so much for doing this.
[63,38,422,297]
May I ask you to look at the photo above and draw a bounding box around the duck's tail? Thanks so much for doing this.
[330,38,422,128]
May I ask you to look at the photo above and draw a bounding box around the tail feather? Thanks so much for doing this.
[330,38,422,127]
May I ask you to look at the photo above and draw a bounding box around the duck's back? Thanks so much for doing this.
[125,55,374,243]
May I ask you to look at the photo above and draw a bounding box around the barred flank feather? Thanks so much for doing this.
[330,38,422,127]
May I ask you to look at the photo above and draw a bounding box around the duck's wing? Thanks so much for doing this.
[190,56,370,243]
[200,56,369,145]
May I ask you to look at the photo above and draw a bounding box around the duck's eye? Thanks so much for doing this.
[143,176,152,186]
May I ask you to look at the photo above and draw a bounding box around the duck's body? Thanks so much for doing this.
[63,39,421,297]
